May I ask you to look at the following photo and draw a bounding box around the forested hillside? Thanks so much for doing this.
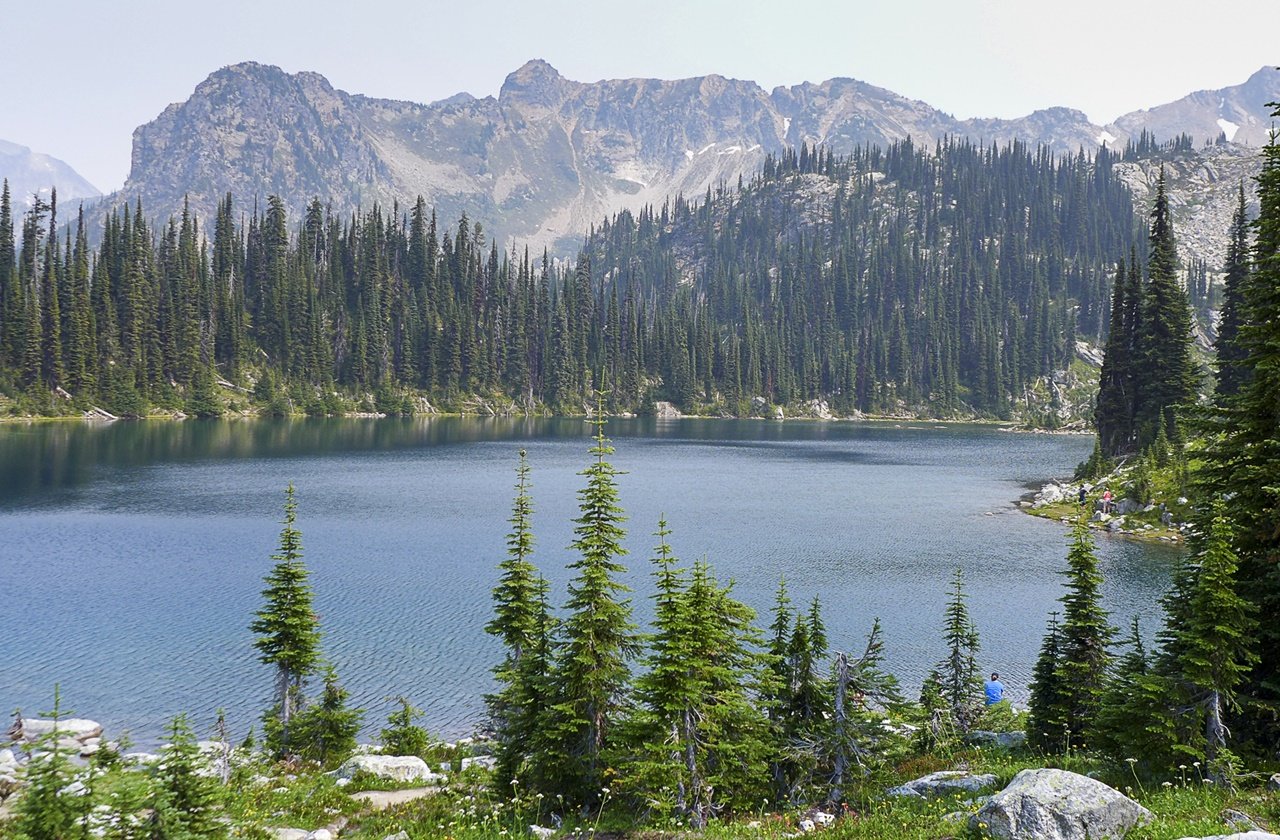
[0,138,1145,421]
[584,139,1143,417]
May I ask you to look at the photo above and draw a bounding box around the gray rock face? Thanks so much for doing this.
[887,770,999,798]
[1115,143,1264,280]
[653,401,682,419]
[1268,772,1280,791]
[112,62,1280,257]
[972,768,1152,840]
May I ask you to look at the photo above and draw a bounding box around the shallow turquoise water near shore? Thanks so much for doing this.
[0,417,1175,745]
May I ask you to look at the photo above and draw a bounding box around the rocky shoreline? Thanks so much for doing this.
[1019,479,1188,544]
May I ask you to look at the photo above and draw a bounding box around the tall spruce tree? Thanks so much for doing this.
[1095,257,1138,454]
[1026,612,1068,753]
[249,484,322,754]
[544,407,637,805]
[1174,505,1257,782]
[1136,169,1198,445]
[1055,519,1114,749]
[626,527,771,826]
[486,449,547,792]
[937,567,982,732]
[1215,183,1252,397]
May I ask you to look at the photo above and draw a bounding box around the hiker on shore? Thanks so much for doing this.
[984,672,1005,705]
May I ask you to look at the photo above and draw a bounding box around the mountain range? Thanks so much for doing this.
[10,61,1280,258]
[0,139,101,213]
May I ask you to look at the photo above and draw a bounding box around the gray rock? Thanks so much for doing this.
[0,749,16,767]
[1268,773,1280,792]
[350,788,439,810]
[887,770,999,798]
[1222,810,1261,832]
[654,401,682,419]
[461,755,496,772]
[1039,485,1065,505]
[306,831,332,840]
[270,831,309,840]
[18,718,103,742]
[383,833,411,840]
[972,768,1152,840]
[1116,498,1141,515]
[336,754,444,784]
[967,730,1027,749]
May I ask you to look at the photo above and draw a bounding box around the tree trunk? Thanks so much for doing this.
[1205,689,1227,785]
[684,707,703,829]
[830,652,849,806]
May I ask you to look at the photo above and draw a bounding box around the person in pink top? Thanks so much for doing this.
[1102,488,1113,514]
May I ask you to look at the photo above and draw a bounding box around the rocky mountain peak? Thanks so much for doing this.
[500,58,571,108]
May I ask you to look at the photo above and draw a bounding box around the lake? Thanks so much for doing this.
[0,417,1175,746]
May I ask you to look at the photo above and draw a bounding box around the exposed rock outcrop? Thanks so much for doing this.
[972,768,1152,840]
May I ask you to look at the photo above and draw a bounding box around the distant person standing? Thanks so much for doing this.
[984,672,1005,705]
[1102,488,1113,514]
[1078,485,1088,506]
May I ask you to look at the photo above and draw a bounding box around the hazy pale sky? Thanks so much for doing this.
[3,0,1277,192]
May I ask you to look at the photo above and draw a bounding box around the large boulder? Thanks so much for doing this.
[887,770,999,798]
[335,754,444,785]
[16,718,102,742]
[972,768,1152,840]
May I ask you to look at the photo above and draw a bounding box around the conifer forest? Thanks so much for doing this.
[0,139,1158,421]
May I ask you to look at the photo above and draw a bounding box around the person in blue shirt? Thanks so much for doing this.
[984,672,1005,705]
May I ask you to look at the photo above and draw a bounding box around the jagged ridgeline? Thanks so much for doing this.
[0,137,1143,419]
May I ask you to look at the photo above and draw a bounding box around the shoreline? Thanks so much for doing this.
[0,408,1050,430]
[1016,479,1187,546]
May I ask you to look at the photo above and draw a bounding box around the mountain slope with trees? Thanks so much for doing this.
[0,136,1144,422]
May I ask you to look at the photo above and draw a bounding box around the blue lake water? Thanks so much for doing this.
[0,417,1175,745]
